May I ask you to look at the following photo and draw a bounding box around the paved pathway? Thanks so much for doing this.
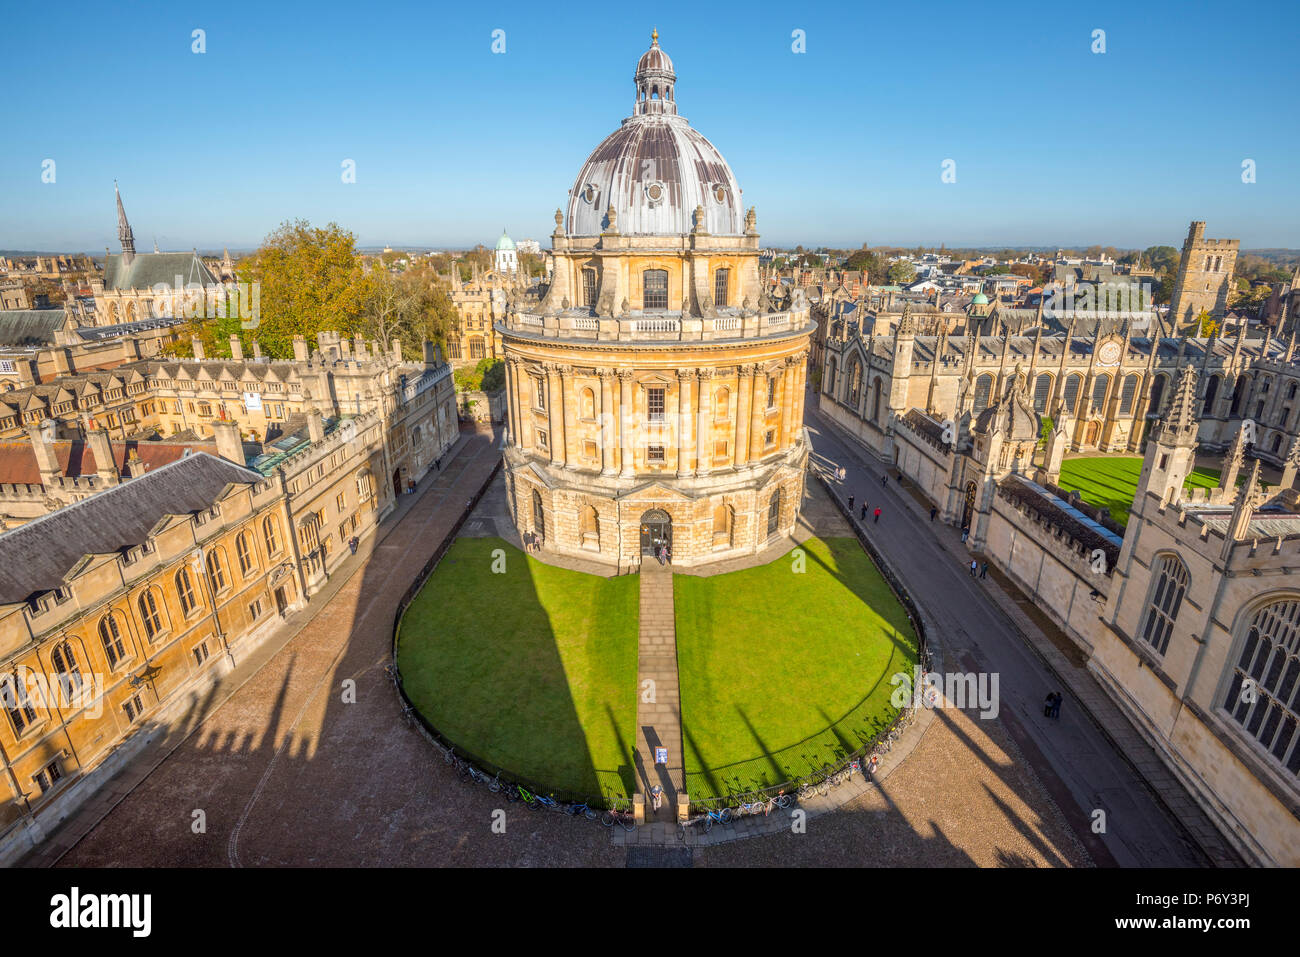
[635,561,683,824]
[809,401,1238,866]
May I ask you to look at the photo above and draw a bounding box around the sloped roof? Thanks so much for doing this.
[103,252,216,292]
[0,452,261,604]
[0,309,70,346]
[0,440,212,485]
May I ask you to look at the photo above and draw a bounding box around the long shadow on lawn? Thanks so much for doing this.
[397,538,625,802]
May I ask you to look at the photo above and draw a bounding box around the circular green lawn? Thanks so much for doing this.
[396,535,917,804]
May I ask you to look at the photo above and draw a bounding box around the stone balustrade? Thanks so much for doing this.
[501,308,813,343]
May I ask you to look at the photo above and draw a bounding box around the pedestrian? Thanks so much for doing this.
[873,506,881,524]
[1044,692,1055,718]
[1051,691,1063,720]
[980,561,988,579]
[961,526,969,544]
[969,559,978,577]
[881,473,888,487]
[860,503,868,521]
[867,755,879,776]
[930,506,937,522]
[348,536,359,555]
[848,494,855,511]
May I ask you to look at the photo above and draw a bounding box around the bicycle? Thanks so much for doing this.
[601,799,637,831]
[566,800,599,821]
[385,663,401,688]
[762,791,793,815]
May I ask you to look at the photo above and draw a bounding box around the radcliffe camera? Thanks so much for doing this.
[0,0,1292,943]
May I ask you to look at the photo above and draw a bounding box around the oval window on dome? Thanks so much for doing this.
[583,184,598,204]
[713,184,727,204]
[645,182,665,205]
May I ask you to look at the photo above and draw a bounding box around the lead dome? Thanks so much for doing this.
[565,32,744,237]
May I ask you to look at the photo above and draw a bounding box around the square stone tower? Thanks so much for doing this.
[1168,220,1239,333]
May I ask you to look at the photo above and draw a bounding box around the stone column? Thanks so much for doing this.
[618,370,635,478]
[598,369,616,475]
[505,358,521,449]
[545,363,564,466]
[735,364,754,466]
[779,357,796,448]
[695,369,713,477]
[514,360,531,451]
[556,364,573,467]
[749,367,769,463]
[676,369,693,478]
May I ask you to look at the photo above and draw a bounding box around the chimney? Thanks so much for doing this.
[17,358,36,387]
[211,419,245,465]
[307,408,325,444]
[340,337,352,360]
[292,335,309,362]
[390,338,402,363]
[119,337,140,362]
[252,339,263,360]
[85,428,120,487]
[51,347,73,377]
[27,422,61,484]
[423,341,443,365]
[229,335,244,361]
[192,336,206,361]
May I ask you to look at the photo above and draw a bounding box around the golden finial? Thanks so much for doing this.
[651,28,658,43]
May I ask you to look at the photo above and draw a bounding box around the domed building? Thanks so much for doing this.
[499,31,815,571]
[494,229,517,276]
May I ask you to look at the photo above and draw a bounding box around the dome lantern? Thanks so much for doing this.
[634,29,676,116]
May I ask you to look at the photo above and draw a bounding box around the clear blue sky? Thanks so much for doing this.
[3,0,1297,252]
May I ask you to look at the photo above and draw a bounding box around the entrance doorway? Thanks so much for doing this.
[961,481,977,529]
[274,586,287,617]
[639,509,672,557]
[392,469,402,497]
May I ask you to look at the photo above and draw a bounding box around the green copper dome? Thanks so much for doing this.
[495,230,515,251]
[971,292,989,305]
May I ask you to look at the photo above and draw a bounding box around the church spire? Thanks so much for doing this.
[115,181,135,264]
[1154,364,1200,449]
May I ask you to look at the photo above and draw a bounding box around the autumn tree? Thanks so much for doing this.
[235,220,371,358]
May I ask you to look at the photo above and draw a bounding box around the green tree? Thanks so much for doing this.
[887,260,916,285]
[236,220,371,358]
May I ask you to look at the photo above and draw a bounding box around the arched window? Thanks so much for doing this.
[1288,382,1298,401]
[99,613,127,668]
[1202,375,1220,415]
[469,337,485,360]
[1271,434,1283,454]
[972,374,993,415]
[1139,554,1188,655]
[714,268,730,308]
[532,489,545,543]
[714,387,730,422]
[355,469,373,503]
[712,503,734,548]
[138,587,166,641]
[578,504,599,550]
[767,488,781,538]
[176,567,198,616]
[263,516,282,556]
[1222,598,1300,777]
[236,531,255,575]
[206,549,228,593]
[643,269,668,310]
[1062,374,1082,414]
[581,388,596,420]
[1147,375,1167,417]
[848,361,862,406]
[1119,374,1140,416]
[1090,374,1110,415]
[51,641,83,700]
[1229,376,1250,417]
[1033,374,1052,413]
[2,673,36,736]
[872,378,882,422]
[826,358,837,396]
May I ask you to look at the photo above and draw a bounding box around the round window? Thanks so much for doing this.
[713,184,727,204]
[646,182,664,204]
